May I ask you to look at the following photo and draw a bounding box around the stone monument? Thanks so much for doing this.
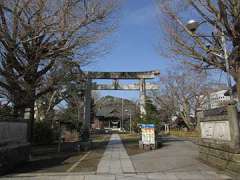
[197,105,240,173]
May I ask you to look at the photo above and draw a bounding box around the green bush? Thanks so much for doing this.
[33,121,56,145]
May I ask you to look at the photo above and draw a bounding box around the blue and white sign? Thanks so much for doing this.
[141,124,155,128]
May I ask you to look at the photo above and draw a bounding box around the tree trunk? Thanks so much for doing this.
[13,104,25,120]
[236,79,240,101]
[182,116,193,130]
[26,87,36,144]
[29,99,35,144]
[179,112,192,130]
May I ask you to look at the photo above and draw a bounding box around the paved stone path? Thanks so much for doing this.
[1,134,234,179]
[131,137,220,173]
[0,172,233,180]
[97,133,135,174]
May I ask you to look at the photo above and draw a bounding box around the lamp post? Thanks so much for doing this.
[129,112,132,134]
[121,98,124,131]
[186,20,233,99]
[125,109,132,134]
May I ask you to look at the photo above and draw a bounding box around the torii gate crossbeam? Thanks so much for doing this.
[84,70,160,79]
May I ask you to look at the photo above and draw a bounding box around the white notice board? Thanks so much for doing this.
[141,124,155,144]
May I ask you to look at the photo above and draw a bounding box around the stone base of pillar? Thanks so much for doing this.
[79,140,92,151]
[79,128,92,151]
[80,128,90,142]
[139,140,143,149]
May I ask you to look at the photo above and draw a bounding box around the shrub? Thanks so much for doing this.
[33,121,56,145]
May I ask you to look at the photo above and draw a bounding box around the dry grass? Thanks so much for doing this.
[169,130,200,139]
[72,134,110,172]
[120,133,146,156]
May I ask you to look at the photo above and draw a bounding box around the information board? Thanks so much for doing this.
[141,124,155,144]
[200,121,231,141]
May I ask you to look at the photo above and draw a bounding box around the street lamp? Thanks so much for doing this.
[186,19,233,99]
[125,109,132,134]
[186,19,199,32]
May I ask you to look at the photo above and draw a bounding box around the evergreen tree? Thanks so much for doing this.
[138,98,160,125]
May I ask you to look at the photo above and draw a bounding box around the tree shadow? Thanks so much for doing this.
[6,142,82,175]
[5,138,109,175]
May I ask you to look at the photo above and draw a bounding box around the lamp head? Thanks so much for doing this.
[206,43,211,49]
[186,19,199,32]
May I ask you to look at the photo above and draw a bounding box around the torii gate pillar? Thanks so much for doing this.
[139,79,147,116]
[81,78,92,142]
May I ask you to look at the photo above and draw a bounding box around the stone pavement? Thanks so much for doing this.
[0,171,233,180]
[0,135,234,180]
[97,133,135,174]
[131,137,219,173]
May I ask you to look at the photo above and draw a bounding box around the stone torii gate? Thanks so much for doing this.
[80,70,160,141]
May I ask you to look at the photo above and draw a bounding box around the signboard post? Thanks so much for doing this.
[140,124,156,150]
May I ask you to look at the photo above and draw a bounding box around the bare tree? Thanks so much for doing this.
[157,0,240,98]
[35,62,81,124]
[151,65,209,129]
[0,0,118,142]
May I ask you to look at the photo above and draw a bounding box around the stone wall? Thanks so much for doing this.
[0,122,28,145]
[0,122,30,174]
[197,105,240,173]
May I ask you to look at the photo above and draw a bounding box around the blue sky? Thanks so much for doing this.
[83,0,171,100]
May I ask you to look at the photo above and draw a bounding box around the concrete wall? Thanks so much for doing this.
[197,105,240,173]
[0,122,30,175]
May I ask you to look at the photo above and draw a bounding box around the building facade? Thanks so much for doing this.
[201,90,230,110]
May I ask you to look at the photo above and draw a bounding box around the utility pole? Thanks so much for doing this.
[121,98,124,130]
[125,109,132,134]
[130,112,132,134]
[221,29,232,99]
